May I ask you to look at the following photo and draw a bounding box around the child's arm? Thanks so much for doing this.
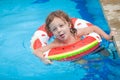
[77,27,94,37]
[77,26,114,41]
[90,26,113,41]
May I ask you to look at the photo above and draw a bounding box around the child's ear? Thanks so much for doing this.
[69,23,74,28]
[69,23,72,28]
[69,24,71,27]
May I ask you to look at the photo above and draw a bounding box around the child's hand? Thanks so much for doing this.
[110,31,116,36]
[109,31,116,41]
[42,58,53,65]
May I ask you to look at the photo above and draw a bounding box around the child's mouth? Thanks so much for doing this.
[60,34,65,38]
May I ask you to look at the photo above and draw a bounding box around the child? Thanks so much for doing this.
[33,10,114,64]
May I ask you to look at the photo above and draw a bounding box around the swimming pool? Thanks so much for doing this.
[0,0,120,80]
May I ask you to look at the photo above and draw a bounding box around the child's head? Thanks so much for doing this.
[45,10,76,37]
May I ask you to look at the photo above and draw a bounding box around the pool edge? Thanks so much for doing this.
[100,0,120,56]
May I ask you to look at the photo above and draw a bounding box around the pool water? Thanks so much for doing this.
[0,0,120,80]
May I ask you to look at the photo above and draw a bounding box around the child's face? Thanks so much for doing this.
[49,17,71,41]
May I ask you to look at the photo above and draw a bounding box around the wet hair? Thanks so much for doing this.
[45,10,77,36]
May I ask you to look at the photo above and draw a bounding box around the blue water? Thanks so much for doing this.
[0,0,120,80]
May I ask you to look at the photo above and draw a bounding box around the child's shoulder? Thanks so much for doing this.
[48,39,60,48]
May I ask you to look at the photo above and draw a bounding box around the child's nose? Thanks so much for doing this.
[57,27,61,33]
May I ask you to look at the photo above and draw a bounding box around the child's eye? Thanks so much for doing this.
[52,28,57,31]
[60,24,64,27]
